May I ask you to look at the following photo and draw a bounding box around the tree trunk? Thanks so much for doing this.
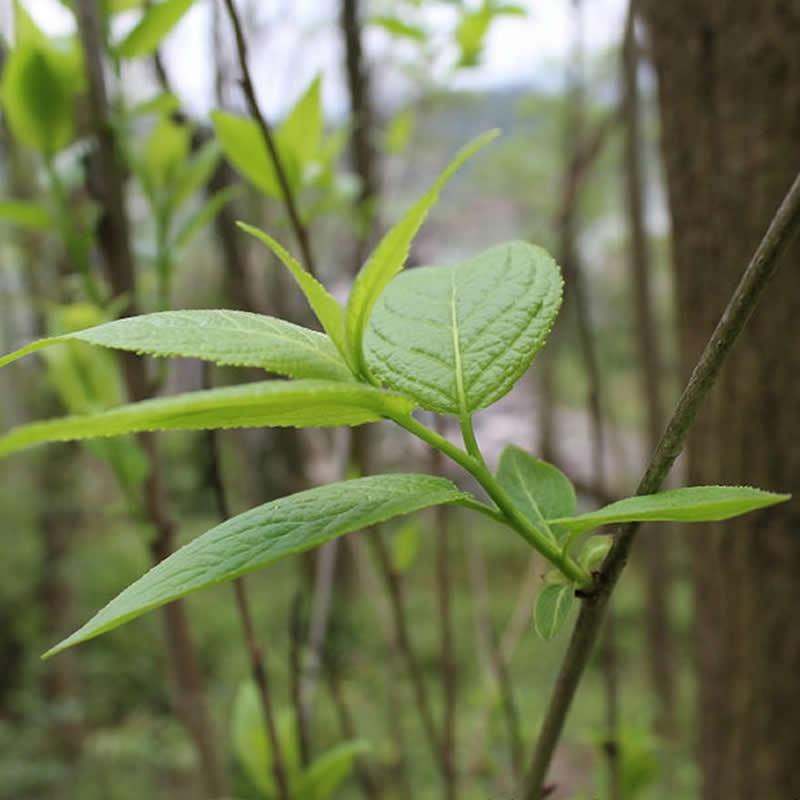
[641,2,800,797]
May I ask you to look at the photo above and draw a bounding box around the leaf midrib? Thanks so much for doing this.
[449,268,469,419]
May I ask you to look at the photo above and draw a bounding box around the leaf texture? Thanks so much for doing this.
[0,380,415,459]
[44,474,466,656]
[365,241,562,415]
[496,446,575,539]
[0,310,353,382]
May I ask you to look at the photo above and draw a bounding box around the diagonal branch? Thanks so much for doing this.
[221,0,317,277]
[523,168,800,799]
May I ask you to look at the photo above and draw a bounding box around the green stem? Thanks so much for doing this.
[460,414,485,466]
[391,412,593,588]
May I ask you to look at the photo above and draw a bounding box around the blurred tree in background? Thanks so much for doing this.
[0,2,797,800]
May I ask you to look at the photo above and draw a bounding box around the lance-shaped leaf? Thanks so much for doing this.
[114,0,196,59]
[550,485,791,535]
[496,446,575,540]
[345,130,499,376]
[0,310,353,382]
[239,222,350,366]
[365,241,562,416]
[0,380,415,459]
[44,474,466,656]
[534,582,575,641]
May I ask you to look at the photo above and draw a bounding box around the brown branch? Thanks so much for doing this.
[326,659,382,800]
[368,532,449,781]
[557,7,621,792]
[288,593,312,767]
[466,532,524,783]
[522,167,800,799]
[221,0,317,277]
[340,0,379,264]
[72,4,226,796]
[204,366,291,800]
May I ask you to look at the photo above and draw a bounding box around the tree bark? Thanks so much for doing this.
[641,2,800,796]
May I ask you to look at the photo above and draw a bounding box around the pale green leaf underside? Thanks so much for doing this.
[346,130,499,375]
[551,486,791,535]
[238,223,350,366]
[496,446,575,540]
[44,474,466,656]
[0,310,353,382]
[534,582,575,640]
[365,241,563,415]
[0,380,415,459]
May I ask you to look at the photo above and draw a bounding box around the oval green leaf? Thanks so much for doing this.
[0,44,76,154]
[0,310,354,382]
[44,474,466,656]
[551,485,791,535]
[534,582,575,641]
[0,380,415,459]
[496,446,576,538]
[364,241,563,416]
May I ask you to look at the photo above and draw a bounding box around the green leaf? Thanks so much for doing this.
[391,520,420,572]
[534,582,575,640]
[0,310,354,382]
[232,683,299,797]
[384,107,415,154]
[279,75,323,175]
[455,8,492,67]
[0,199,54,230]
[365,241,562,416]
[13,0,47,46]
[44,474,466,655]
[168,139,222,214]
[345,130,499,376]
[0,380,417,460]
[370,16,427,41]
[297,740,370,800]
[580,538,611,571]
[496,446,575,539]
[238,223,350,366]
[551,486,792,535]
[144,115,191,189]
[210,110,282,198]
[0,44,76,154]
[173,185,239,248]
[130,92,181,117]
[114,0,196,59]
